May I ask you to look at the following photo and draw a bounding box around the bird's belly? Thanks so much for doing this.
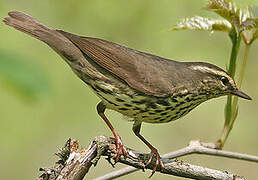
[88,80,203,124]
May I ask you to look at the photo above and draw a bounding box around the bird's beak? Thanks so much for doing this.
[231,89,252,100]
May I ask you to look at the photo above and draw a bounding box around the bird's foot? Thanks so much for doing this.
[111,135,128,163]
[145,148,164,177]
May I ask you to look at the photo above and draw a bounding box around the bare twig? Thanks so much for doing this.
[35,136,257,180]
[37,139,99,180]
[94,140,258,180]
[37,139,72,180]
[55,140,98,180]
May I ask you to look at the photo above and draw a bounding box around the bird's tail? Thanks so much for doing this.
[3,11,85,65]
[3,11,58,44]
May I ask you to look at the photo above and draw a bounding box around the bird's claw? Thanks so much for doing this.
[145,148,164,177]
[111,135,128,163]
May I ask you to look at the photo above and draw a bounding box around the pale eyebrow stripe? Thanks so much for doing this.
[189,66,228,77]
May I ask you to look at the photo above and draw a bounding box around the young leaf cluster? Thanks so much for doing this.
[172,0,257,149]
[173,0,258,43]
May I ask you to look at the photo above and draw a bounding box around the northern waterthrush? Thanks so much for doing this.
[4,11,251,175]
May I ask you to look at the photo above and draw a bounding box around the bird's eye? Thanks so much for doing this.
[221,76,229,86]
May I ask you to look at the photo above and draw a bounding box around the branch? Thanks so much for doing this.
[96,140,257,180]
[37,139,98,180]
[35,136,258,180]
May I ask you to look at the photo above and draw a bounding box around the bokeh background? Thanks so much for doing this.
[0,0,257,179]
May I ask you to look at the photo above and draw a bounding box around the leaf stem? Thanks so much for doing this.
[230,44,250,128]
[220,29,242,148]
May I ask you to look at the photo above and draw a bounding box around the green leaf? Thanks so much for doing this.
[207,0,253,33]
[241,17,258,31]
[0,52,50,101]
[239,6,258,32]
[248,6,258,43]
[253,29,258,40]
[172,16,232,32]
[207,0,238,22]
[241,6,258,44]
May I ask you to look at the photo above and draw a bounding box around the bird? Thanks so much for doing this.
[3,11,251,176]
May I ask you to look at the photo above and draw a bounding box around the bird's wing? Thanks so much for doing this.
[57,30,180,97]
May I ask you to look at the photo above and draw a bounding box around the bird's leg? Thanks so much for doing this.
[132,122,164,177]
[97,102,127,162]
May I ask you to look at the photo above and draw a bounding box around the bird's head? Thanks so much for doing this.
[187,62,251,100]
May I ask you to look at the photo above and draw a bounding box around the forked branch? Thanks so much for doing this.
[36,136,258,180]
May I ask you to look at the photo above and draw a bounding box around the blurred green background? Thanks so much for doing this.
[0,0,257,179]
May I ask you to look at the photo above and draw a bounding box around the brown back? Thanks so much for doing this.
[57,30,197,97]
